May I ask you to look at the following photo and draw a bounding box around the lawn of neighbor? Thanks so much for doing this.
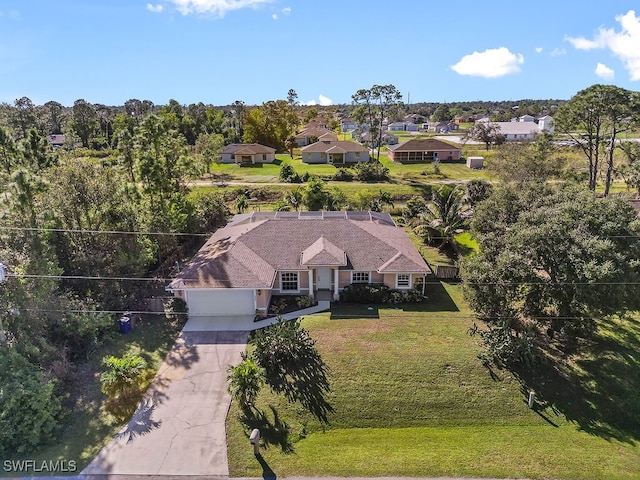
[226,282,640,479]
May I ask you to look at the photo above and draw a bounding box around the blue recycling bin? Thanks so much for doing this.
[118,315,132,334]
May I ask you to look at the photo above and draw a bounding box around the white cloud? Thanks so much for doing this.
[167,0,271,17]
[282,6,291,15]
[595,62,615,80]
[146,3,164,13]
[272,13,278,20]
[535,47,543,54]
[550,48,566,57]
[450,47,524,78]
[303,95,333,106]
[566,10,640,80]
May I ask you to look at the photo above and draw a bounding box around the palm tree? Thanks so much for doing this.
[415,185,467,257]
[227,356,264,412]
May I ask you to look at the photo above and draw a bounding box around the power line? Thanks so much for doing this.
[5,272,174,282]
[0,225,210,237]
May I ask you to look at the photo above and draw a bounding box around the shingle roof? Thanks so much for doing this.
[301,140,367,153]
[170,214,431,289]
[222,143,276,155]
[388,138,461,152]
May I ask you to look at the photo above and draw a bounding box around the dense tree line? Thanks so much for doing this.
[0,102,231,453]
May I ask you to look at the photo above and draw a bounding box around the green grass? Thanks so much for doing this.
[1,314,186,477]
[226,283,640,479]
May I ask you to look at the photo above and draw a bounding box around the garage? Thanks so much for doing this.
[185,289,256,316]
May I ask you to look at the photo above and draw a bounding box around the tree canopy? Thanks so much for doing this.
[462,183,640,367]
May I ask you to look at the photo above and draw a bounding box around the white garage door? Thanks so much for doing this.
[186,289,255,316]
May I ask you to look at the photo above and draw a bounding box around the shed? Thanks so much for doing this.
[466,156,484,169]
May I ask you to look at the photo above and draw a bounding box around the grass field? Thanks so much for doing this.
[226,282,640,479]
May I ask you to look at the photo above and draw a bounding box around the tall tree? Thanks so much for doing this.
[352,84,403,162]
[69,99,99,148]
[555,84,640,195]
[465,121,502,150]
[462,183,640,367]
[243,99,298,152]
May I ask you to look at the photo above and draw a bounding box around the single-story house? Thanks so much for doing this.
[168,211,432,318]
[220,143,276,164]
[387,139,462,163]
[295,127,337,146]
[388,121,419,132]
[429,121,459,133]
[355,130,399,146]
[341,118,357,131]
[476,116,555,140]
[301,139,369,164]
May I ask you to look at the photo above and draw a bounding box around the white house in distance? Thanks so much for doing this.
[476,115,555,141]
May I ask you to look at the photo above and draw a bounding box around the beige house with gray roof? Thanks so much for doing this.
[220,143,276,164]
[301,139,369,164]
[168,211,431,320]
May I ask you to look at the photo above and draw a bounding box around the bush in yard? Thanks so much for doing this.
[296,295,316,308]
[279,164,301,183]
[227,354,264,412]
[332,168,354,182]
[0,348,63,455]
[353,161,389,181]
[100,353,148,400]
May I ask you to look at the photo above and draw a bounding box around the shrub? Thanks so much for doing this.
[353,162,389,181]
[279,164,301,183]
[296,295,316,308]
[227,355,264,412]
[333,168,354,182]
[340,283,424,304]
[100,353,148,400]
[0,349,63,455]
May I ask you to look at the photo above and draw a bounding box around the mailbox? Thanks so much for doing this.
[249,428,260,454]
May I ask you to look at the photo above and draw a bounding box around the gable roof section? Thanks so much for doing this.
[171,214,431,289]
[301,139,367,153]
[222,143,276,155]
[388,138,460,153]
[301,236,347,266]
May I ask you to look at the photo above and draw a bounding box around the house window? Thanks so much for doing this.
[351,272,370,284]
[355,152,360,158]
[280,272,299,292]
[262,154,267,161]
[320,153,326,159]
[231,154,235,160]
[396,274,411,289]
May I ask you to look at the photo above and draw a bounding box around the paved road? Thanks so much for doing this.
[81,330,249,477]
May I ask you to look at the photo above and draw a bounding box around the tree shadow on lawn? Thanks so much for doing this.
[513,315,640,445]
[238,405,295,454]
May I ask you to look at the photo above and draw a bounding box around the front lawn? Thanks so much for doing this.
[226,282,640,479]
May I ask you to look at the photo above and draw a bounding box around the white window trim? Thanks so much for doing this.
[280,272,300,293]
[395,273,412,289]
[351,271,371,284]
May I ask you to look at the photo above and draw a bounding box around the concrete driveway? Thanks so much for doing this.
[82,330,249,477]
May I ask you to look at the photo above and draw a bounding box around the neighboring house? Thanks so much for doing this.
[168,211,432,319]
[341,118,357,132]
[429,121,459,133]
[301,138,369,164]
[475,116,555,141]
[295,127,337,146]
[518,114,535,123]
[387,138,462,163]
[47,134,65,148]
[405,113,426,124]
[220,143,276,164]
[355,130,399,146]
[388,121,419,132]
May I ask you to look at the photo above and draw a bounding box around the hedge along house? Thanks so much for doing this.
[168,211,432,321]
[387,138,462,163]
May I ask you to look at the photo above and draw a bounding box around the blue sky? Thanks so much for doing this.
[1,1,640,107]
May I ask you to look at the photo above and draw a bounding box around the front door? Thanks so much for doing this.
[316,267,332,290]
